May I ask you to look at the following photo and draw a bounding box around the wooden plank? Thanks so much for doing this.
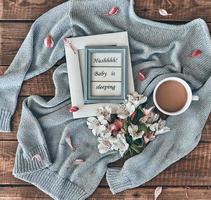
[0,67,55,96]
[1,0,211,22]
[0,0,64,20]
[0,23,31,66]
[0,186,211,200]
[0,141,210,186]
[134,0,211,22]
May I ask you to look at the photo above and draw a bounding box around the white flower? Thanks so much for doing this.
[148,119,170,135]
[87,117,99,130]
[117,103,135,119]
[87,117,107,136]
[127,92,147,107]
[97,106,115,122]
[128,124,144,140]
[128,124,139,136]
[98,137,112,154]
[97,115,108,125]
[110,134,129,157]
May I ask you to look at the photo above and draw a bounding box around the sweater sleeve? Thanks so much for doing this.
[0,1,74,132]
[106,76,211,194]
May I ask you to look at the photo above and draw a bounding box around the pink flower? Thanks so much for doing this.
[144,132,156,144]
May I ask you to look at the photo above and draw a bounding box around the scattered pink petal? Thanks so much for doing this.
[65,134,75,151]
[44,35,54,48]
[159,9,172,16]
[144,136,150,144]
[154,186,162,200]
[138,70,146,81]
[73,159,85,165]
[64,38,77,54]
[191,49,202,57]
[105,7,120,16]
[144,132,156,144]
[69,106,79,113]
[32,154,43,163]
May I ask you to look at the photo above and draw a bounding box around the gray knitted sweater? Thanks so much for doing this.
[0,0,210,199]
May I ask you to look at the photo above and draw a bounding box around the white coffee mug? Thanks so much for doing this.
[153,77,199,116]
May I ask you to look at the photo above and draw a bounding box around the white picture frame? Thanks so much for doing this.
[64,32,135,119]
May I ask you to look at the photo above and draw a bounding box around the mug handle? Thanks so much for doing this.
[192,95,200,101]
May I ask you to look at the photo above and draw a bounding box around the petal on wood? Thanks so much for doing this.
[159,9,172,16]
[154,186,162,200]
[44,35,54,48]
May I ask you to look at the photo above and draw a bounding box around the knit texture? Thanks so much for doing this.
[0,0,209,199]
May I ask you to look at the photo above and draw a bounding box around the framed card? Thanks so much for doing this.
[84,46,128,103]
[64,32,135,119]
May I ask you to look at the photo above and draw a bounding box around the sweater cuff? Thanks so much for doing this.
[106,168,132,194]
[13,145,52,174]
[0,109,12,132]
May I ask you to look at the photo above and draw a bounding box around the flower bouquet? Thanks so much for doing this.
[87,92,170,158]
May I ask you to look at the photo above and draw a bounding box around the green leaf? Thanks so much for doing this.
[130,143,143,154]
[132,109,144,125]
[123,121,129,132]
[139,124,148,133]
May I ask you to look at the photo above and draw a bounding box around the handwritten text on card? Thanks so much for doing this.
[91,82,122,96]
[91,53,122,66]
[92,67,122,81]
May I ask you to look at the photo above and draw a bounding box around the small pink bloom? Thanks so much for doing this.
[143,106,154,116]
[110,120,123,135]
[144,132,156,144]
[105,7,120,16]
[69,106,79,113]
[44,35,54,48]
[191,49,202,57]
[140,115,149,123]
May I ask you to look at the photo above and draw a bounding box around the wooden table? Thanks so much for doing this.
[0,0,211,199]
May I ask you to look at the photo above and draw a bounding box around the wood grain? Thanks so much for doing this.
[134,0,211,22]
[0,141,210,186]
[1,0,211,22]
[0,0,64,20]
[0,186,211,200]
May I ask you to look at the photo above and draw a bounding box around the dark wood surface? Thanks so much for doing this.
[0,0,211,199]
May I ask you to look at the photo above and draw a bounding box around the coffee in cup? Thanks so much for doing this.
[153,77,199,116]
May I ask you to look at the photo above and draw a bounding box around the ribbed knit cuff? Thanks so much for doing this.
[106,168,132,194]
[13,145,52,174]
[0,109,12,132]
[14,168,88,200]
